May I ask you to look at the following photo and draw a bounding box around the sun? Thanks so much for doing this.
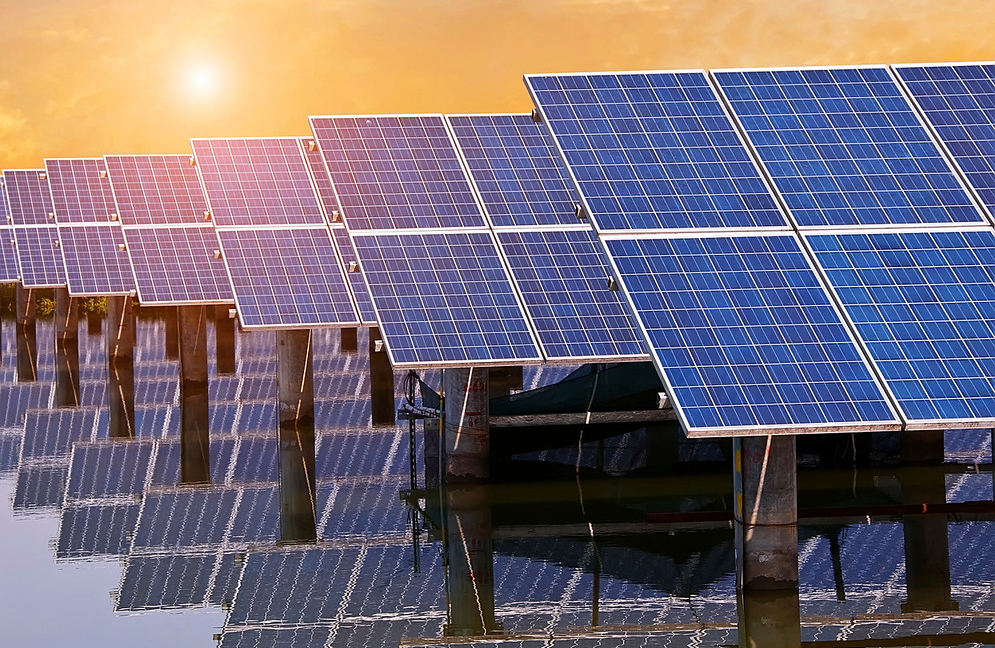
[188,64,216,93]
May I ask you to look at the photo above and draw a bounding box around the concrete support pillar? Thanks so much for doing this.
[737,589,801,648]
[15,285,37,382]
[733,435,798,592]
[444,367,489,482]
[178,305,209,390]
[277,329,314,429]
[901,459,956,612]
[444,485,499,636]
[106,296,136,438]
[215,304,236,374]
[369,328,395,427]
[164,307,179,360]
[279,417,317,543]
[340,327,358,353]
[424,418,442,489]
[901,429,944,465]
[179,383,211,484]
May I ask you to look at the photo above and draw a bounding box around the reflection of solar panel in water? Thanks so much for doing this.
[56,503,139,560]
[13,464,67,511]
[65,441,155,500]
[117,554,217,611]
[316,431,408,478]
[317,480,409,541]
[124,226,233,305]
[525,71,788,232]
[217,227,358,328]
[13,226,64,287]
[352,230,542,367]
[807,228,995,427]
[0,434,21,476]
[0,383,53,427]
[20,409,99,461]
[230,436,279,483]
[220,628,330,648]
[604,233,901,435]
[58,224,135,296]
[3,169,54,225]
[191,138,326,227]
[449,113,579,228]
[309,114,488,230]
[712,66,985,228]
[228,486,279,544]
[134,488,238,550]
[104,154,211,226]
[45,158,117,223]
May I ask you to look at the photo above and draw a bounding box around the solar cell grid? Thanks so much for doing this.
[331,227,377,324]
[309,114,488,230]
[59,224,135,295]
[448,113,579,228]
[604,233,900,434]
[4,170,54,225]
[807,228,995,426]
[191,138,325,227]
[0,177,15,280]
[301,137,340,220]
[351,230,543,367]
[524,71,789,232]
[45,158,118,223]
[124,226,233,305]
[712,66,985,227]
[893,63,995,220]
[105,154,210,225]
[13,226,64,287]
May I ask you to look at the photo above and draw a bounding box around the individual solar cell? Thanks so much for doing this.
[893,63,995,219]
[12,226,64,287]
[807,228,995,426]
[331,227,377,324]
[524,71,788,232]
[497,229,646,361]
[191,138,325,226]
[352,230,543,367]
[712,66,985,228]
[603,233,900,435]
[217,227,358,328]
[45,158,118,223]
[448,113,579,227]
[58,224,135,295]
[308,115,488,230]
[124,226,232,305]
[57,503,138,559]
[105,154,211,225]
[3,169,54,225]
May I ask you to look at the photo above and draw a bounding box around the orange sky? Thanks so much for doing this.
[1,0,994,168]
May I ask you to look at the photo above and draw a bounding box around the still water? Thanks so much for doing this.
[1,313,994,647]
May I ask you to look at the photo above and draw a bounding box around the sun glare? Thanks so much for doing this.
[189,65,215,92]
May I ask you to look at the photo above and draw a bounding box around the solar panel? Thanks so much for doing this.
[21,409,99,461]
[524,71,789,232]
[117,554,217,611]
[308,114,488,230]
[104,154,210,225]
[124,226,233,305]
[711,66,986,228]
[58,224,135,295]
[45,158,118,223]
[57,503,138,559]
[132,488,238,550]
[497,229,646,361]
[806,228,995,427]
[12,226,64,287]
[351,230,543,367]
[603,232,900,434]
[331,227,377,324]
[0,181,18,282]
[301,137,341,222]
[191,138,326,227]
[448,113,580,228]
[893,63,995,219]
[217,227,358,328]
[66,440,154,500]
[3,169,54,225]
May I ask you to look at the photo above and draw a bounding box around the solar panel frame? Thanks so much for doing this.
[104,154,212,226]
[44,158,119,224]
[601,230,902,436]
[123,225,233,306]
[57,223,136,296]
[524,70,793,234]
[13,225,65,287]
[710,64,989,229]
[330,227,377,325]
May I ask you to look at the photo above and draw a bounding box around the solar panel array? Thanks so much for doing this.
[4,170,64,287]
[0,177,18,282]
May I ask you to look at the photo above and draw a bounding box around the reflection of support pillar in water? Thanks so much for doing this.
[55,287,78,344]
[444,485,499,636]
[106,296,136,438]
[164,306,179,360]
[215,304,236,374]
[488,367,513,399]
[737,589,801,648]
[279,418,317,543]
[733,436,798,592]
[180,383,210,484]
[424,418,441,488]
[277,329,314,428]
[444,368,489,482]
[340,327,358,353]
[178,306,209,390]
[87,308,102,335]
[369,328,395,426]
[55,335,81,407]
[15,285,37,382]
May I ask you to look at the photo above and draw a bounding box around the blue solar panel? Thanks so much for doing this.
[21,409,98,461]
[3,169,54,225]
[105,154,210,225]
[525,71,788,231]
[13,226,64,287]
[191,138,326,227]
[893,63,995,219]
[124,226,232,305]
[351,230,543,367]
[604,233,900,434]
[448,113,579,227]
[58,224,135,295]
[66,441,154,500]
[331,227,376,324]
[712,66,985,227]
[45,158,118,223]
[217,227,358,328]
[301,137,341,221]
[807,228,995,426]
[57,503,138,559]
[497,229,646,361]
[309,115,488,230]
[0,179,15,281]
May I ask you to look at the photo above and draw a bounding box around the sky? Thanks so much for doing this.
[1,0,994,168]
